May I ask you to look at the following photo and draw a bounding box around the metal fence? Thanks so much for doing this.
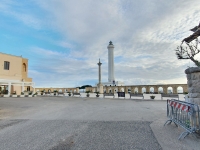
[164,99,200,140]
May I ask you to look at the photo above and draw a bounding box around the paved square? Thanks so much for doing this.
[0,97,165,150]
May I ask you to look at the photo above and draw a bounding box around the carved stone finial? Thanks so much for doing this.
[109,41,113,45]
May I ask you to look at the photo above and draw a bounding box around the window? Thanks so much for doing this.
[23,63,26,72]
[4,61,10,70]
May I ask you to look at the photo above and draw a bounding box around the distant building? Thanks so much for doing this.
[0,52,34,95]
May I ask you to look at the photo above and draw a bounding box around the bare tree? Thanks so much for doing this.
[175,22,200,67]
[175,39,200,66]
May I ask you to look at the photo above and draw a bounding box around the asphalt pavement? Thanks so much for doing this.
[0,96,199,150]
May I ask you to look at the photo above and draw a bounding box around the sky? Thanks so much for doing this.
[0,0,200,88]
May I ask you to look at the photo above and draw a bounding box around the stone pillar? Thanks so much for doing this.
[163,86,168,94]
[125,87,128,93]
[185,67,200,105]
[97,59,103,94]
[146,86,150,93]
[97,59,102,84]
[138,87,142,94]
[173,86,178,94]
[182,85,188,93]
[8,82,11,96]
[154,86,158,93]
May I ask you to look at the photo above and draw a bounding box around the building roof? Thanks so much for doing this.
[0,52,28,59]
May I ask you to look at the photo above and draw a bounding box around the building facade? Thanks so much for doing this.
[86,84,188,94]
[0,52,34,95]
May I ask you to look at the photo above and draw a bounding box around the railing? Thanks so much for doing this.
[117,92,125,99]
[164,99,200,140]
[103,93,115,98]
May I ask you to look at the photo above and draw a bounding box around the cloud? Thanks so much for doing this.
[32,0,200,86]
[29,47,99,87]
[2,0,200,87]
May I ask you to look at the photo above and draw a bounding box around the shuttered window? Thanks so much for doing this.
[4,61,10,70]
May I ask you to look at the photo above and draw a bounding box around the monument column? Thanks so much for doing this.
[97,59,102,84]
[107,41,115,82]
[97,59,103,94]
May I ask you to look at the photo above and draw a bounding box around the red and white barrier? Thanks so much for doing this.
[168,100,190,112]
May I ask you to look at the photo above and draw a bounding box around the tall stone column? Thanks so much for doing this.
[185,67,200,105]
[107,41,115,82]
[97,59,103,94]
[97,59,102,84]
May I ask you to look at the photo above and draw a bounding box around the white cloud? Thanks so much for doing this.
[31,0,200,86]
[2,0,200,87]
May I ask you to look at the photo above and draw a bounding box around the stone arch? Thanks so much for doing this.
[48,89,51,92]
[158,87,163,93]
[120,88,124,92]
[108,87,112,93]
[104,88,106,93]
[134,87,138,93]
[58,89,62,92]
[22,63,26,72]
[127,87,131,93]
[177,86,183,93]
[114,87,118,93]
[167,87,173,94]
[142,87,146,93]
[150,87,154,93]
[131,87,135,93]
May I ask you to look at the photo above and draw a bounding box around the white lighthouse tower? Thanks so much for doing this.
[97,41,124,87]
[107,41,115,82]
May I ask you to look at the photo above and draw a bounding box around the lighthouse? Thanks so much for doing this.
[107,41,115,82]
[96,41,124,87]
